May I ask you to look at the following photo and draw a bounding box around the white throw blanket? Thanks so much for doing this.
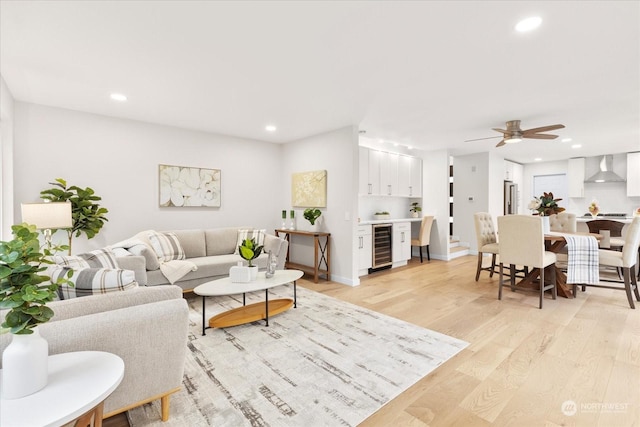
[564,234,599,285]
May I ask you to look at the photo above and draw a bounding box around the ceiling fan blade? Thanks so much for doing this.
[496,139,506,147]
[522,124,565,134]
[522,133,558,140]
[465,136,502,142]
[492,128,508,133]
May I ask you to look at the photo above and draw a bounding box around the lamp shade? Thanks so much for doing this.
[21,202,73,229]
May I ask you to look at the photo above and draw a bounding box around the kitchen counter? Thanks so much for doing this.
[359,217,424,225]
[577,216,636,223]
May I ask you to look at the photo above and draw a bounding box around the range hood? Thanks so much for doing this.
[585,155,626,183]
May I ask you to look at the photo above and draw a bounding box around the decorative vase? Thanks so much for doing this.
[2,327,49,399]
[411,212,419,218]
[248,265,258,281]
[542,216,551,234]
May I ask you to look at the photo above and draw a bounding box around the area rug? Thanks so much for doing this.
[128,285,468,427]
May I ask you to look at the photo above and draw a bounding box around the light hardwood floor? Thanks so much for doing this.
[107,255,639,426]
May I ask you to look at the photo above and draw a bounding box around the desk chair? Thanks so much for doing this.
[411,216,434,262]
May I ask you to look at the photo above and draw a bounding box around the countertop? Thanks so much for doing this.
[577,216,636,223]
[358,217,424,225]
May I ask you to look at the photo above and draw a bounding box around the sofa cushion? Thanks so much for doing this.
[49,266,138,299]
[233,229,266,255]
[205,228,241,256]
[148,231,186,262]
[127,244,161,271]
[170,229,206,258]
[53,248,119,269]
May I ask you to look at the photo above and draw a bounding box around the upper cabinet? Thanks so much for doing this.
[627,152,640,197]
[359,147,422,197]
[568,157,585,198]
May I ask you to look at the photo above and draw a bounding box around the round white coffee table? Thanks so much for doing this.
[194,269,303,334]
[1,351,124,427]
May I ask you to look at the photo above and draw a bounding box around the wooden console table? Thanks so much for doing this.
[275,229,331,283]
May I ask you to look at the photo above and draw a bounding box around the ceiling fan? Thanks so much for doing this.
[466,120,565,147]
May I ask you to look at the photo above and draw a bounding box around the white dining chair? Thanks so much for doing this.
[411,216,434,263]
[498,215,557,309]
[573,217,640,309]
[473,212,500,281]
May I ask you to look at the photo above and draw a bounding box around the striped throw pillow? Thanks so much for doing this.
[50,266,138,299]
[233,229,266,255]
[53,248,119,269]
[147,231,186,262]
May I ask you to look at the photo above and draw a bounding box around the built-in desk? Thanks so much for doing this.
[275,229,330,283]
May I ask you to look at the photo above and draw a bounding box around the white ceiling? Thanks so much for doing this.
[1,1,638,164]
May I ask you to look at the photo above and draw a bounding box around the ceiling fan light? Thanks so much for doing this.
[505,137,522,144]
[515,16,542,32]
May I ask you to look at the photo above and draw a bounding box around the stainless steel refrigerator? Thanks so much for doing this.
[504,181,518,215]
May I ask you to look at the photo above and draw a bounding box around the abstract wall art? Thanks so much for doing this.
[292,170,327,207]
[159,164,221,207]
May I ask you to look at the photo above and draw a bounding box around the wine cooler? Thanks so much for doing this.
[371,223,393,271]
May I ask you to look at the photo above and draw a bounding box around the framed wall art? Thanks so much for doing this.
[159,164,221,207]
[292,170,327,207]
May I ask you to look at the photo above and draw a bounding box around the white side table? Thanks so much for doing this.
[1,351,124,427]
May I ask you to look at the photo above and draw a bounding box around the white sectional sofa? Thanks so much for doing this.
[116,227,289,292]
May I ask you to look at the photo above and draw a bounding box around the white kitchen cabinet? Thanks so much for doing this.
[628,152,640,197]
[356,225,372,273]
[380,152,399,196]
[504,160,515,181]
[358,147,383,195]
[409,156,422,197]
[392,222,411,263]
[397,155,412,197]
[568,157,586,198]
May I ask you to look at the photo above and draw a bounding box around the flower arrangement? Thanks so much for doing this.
[588,199,600,217]
[528,192,565,216]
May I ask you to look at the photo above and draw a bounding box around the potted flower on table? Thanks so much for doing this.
[238,237,263,280]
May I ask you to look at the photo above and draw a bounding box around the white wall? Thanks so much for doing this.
[281,126,359,286]
[421,149,450,259]
[0,75,15,239]
[13,102,284,253]
[453,152,492,253]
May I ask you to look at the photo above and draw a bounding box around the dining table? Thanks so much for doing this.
[516,232,601,298]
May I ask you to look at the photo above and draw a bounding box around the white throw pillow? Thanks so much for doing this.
[233,229,266,255]
[52,248,119,269]
[147,231,186,262]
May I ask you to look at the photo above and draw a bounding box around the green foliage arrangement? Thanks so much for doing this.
[409,202,422,213]
[238,238,264,267]
[40,178,109,254]
[303,208,322,225]
[0,224,71,335]
[528,192,565,216]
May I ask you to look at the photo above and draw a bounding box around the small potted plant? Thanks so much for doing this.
[0,223,71,398]
[303,208,322,231]
[373,211,391,220]
[409,202,422,218]
[238,237,263,280]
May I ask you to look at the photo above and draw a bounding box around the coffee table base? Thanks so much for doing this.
[209,298,294,329]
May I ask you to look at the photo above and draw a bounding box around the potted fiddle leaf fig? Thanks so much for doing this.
[409,202,422,218]
[40,178,109,254]
[0,223,71,398]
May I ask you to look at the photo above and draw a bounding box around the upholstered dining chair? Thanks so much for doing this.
[473,212,500,281]
[411,215,434,263]
[573,217,640,309]
[549,212,577,233]
[498,215,557,309]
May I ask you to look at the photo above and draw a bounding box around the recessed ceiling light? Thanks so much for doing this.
[378,139,385,144]
[110,93,127,102]
[407,146,413,150]
[515,16,542,32]
[562,138,572,143]
[534,157,542,161]
[571,144,582,148]
[265,125,277,132]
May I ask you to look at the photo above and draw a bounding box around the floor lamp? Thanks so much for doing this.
[21,202,73,249]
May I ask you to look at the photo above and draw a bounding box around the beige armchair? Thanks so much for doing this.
[473,212,500,281]
[573,217,640,308]
[498,215,557,309]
